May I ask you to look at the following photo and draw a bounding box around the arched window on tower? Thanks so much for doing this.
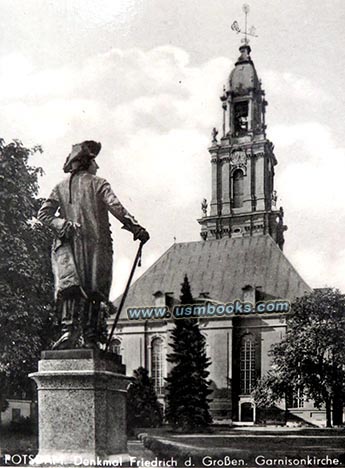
[234,101,249,135]
[109,338,121,356]
[240,334,256,395]
[233,169,244,208]
[151,337,164,395]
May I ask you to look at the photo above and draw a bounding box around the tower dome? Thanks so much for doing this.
[229,45,260,94]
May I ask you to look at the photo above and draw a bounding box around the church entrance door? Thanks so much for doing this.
[241,402,253,422]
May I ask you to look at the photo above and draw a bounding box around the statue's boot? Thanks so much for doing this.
[52,326,80,350]
[83,296,100,349]
[53,296,81,349]
[83,337,98,349]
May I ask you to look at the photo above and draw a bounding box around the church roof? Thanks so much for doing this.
[115,235,311,314]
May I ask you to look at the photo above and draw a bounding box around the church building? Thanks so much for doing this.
[110,42,312,423]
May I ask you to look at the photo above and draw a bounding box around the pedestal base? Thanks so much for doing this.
[29,349,131,465]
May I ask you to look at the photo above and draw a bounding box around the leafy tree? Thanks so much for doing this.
[165,275,212,432]
[253,288,345,427]
[252,367,293,424]
[0,139,57,399]
[0,393,9,414]
[127,366,163,434]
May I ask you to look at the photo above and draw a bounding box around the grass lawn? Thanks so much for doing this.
[1,426,345,467]
[141,427,345,467]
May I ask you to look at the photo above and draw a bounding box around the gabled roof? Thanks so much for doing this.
[114,235,311,315]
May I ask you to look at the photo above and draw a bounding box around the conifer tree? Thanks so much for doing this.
[127,366,163,433]
[165,275,212,432]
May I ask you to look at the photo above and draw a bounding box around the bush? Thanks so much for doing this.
[8,416,37,435]
[127,367,163,435]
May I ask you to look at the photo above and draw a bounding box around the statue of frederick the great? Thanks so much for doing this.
[38,140,149,349]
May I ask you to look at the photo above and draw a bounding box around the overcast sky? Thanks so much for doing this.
[1,0,345,299]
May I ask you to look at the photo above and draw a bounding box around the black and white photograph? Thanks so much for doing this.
[1,1,345,466]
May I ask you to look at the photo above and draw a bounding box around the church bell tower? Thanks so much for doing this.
[198,42,287,249]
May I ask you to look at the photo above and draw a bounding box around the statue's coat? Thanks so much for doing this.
[38,171,140,299]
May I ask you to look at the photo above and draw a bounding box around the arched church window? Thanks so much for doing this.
[109,338,121,356]
[151,337,164,394]
[233,169,244,208]
[240,334,256,395]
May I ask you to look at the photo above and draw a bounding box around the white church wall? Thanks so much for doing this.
[202,320,232,389]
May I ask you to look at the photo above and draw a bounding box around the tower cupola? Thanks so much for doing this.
[226,44,266,141]
[230,45,259,93]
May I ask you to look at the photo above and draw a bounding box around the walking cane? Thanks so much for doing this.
[105,241,143,352]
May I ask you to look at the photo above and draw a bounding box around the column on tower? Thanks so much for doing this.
[248,95,253,134]
[210,151,219,217]
[242,154,252,212]
[255,153,265,211]
[221,155,231,215]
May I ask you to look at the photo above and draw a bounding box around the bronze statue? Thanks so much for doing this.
[38,141,149,349]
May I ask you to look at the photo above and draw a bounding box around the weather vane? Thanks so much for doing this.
[231,4,258,45]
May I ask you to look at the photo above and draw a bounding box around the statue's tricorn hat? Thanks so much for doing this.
[63,141,102,173]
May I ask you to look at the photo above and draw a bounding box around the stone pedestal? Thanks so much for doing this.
[29,349,131,466]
